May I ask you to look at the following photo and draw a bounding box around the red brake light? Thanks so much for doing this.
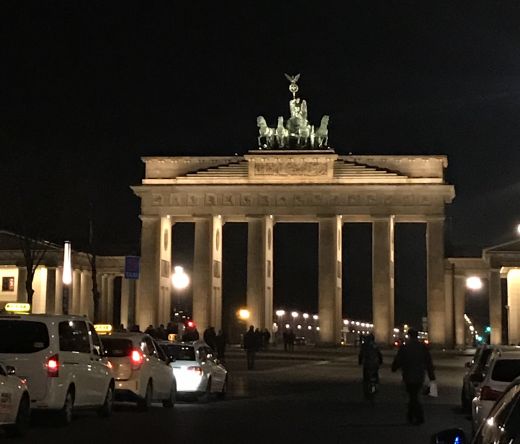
[47,354,59,377]
[187,321,195,328]
[130,349,143,369]
[187,366,203,376]
[480,386,502,401]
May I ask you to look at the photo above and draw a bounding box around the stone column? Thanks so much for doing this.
[372,216,395,344]
[193,216,223,332]
[106,275,115,324]
[121,278,130,329]
[247,216,274,331]
[427,217,446,345]
[444,263,455,348]
[16,267,27,302]
[318,216,343,345]
[507,269,520,345]
[137,215,172,328]
[80,271,91,319]
[453,275,466,348]
[71,269,82,315]
[45,267,57,314]
[100,274,108,322]
[488,269,502,345]
[55,267,63,314]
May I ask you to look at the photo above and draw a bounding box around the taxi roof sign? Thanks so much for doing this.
[94,324,113,334]
[5,303,31,314]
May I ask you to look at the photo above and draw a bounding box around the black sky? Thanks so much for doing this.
[2,1,520,327]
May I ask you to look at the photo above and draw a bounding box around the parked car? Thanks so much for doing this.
[0,314,114,425]
[100,332,176,410]
[471,350,520,431]
[431,376,520,444]
[461,345,497,411]
[0,362,30,436]
[157,340,227,401]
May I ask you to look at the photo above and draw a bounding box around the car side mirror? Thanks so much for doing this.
[430,428,467,444]
[5,366,16,376]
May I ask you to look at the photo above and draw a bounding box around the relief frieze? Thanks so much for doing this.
[253,161,328,176]
[155,191,434,207]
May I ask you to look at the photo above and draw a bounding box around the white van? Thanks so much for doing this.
[0,314,114,424]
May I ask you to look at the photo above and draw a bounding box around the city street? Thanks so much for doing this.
[13,346,473,444]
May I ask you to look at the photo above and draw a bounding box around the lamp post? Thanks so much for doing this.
[171,265,190,312]
[62,241,72,315]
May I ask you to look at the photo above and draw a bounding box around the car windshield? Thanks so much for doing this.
[100,337,133,357]
[492,359,520,382]
[0,320,49,353]
[160,344,196,361]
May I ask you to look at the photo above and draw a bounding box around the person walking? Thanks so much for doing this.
[243,325,258,370]
[391,328,436,425]
[203,326,217,350]
[215,329,227,361]
[358,333,383,400]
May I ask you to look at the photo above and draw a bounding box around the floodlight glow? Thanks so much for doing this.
[291,311,298,318]
[313,314,318,320]
[62,241,72,285]
[276,310,285,316]
[466,276,483,291]
[237,309,250,320]
[303,313,309,319]
[171,266,190,289]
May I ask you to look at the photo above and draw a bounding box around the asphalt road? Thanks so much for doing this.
[9,346,473,444]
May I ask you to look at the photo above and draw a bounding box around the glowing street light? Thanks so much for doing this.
[275,309,285,317]
[517,223,520,235]
[171,266,190,290]
[237,308,250,320]
[466,276,483,291]
[291,311,299,318]
[303,313,309,319]
[62,241,72,314]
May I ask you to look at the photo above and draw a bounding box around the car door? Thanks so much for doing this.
[87,323,111,405]
[205,347,224,390]
[0,364,16,422]
[143,337,168,399]
[58,320,91,406]
[155,341,174,394]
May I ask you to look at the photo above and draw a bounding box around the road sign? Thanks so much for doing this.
[125,256,140,279]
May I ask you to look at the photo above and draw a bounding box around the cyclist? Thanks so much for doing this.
[358,333,383,400]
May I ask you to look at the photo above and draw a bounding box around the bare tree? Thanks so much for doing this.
[86,203,101,322]
[17,234,48,306]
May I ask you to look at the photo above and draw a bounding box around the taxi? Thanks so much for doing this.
[97,328,176,411]
[156,339,228,401]
[0,362,30,436]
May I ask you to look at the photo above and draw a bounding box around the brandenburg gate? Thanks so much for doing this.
[132,76,455,345]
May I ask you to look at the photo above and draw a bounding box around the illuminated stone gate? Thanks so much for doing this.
[132,76,455,345]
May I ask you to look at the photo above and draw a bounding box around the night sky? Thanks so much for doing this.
[3,1,520,328]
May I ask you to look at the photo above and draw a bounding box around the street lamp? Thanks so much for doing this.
[62,241,72,314]
[237,308,250,321]
[171,266,190,312]
[466,276,483,291]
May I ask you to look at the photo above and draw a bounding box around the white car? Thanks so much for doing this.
[157,340,228,400]
[0,363,30,436]
[0,314,114,425]
[472,350,520,431]
[100,333,176,410]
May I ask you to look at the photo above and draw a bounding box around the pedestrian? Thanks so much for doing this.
[391,328,436,425]
[287,328,295,352]
[203,326,217,350]
[144,324,156,337]
[129,324,141,332]
[243,325,258,370]
[156,324,167,340]
[254,328,263,350]
[215,329,227,361]
[358,333,383,399]
[262,328,271,349]
[283,329,289,352]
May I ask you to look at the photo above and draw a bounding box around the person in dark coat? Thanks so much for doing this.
[262,329,271,349]
[391,328,436,425]
[358,333,383,399]
[243,325,258,370]
[215,329,227,361]
[203,326,217,350]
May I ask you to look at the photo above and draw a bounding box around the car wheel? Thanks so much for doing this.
[97,384,114,417]
[217,376,227,400]
[162,382,176,409]
[137,381,152,411]
[57,389,74,426]
[5,394,30,437]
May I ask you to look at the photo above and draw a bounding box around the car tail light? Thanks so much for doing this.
[480,386,502,401]
[130,349,144,369]
[47,354,59,377]
[187,366,203,376]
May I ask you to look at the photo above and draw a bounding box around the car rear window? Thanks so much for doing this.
[100,338,133,357]
[0,320,49,353]
[492,359,520,382]
[160,344,195,361]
